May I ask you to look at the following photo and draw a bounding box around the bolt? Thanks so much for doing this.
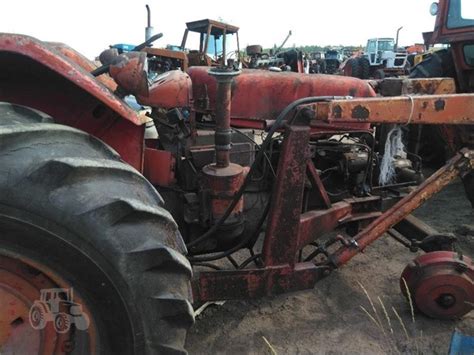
[436,293,456,309]
[455,262,468,274]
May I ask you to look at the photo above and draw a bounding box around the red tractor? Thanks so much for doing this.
[0,0,473,353]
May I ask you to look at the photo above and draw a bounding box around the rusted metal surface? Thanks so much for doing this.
[188,67,376,125]
[144,148,176,186]
[142,47,189,71]
[430,0,474,45]
[0,33,141,125]
[48,42,118,91]
[401,78,457,95]
[0,34,145,170]
[193,263,324,302]
[202,163,245,223]
[0,255,97,354]
[315,94,474,125]
[331,149,474,267]
[137,70,192,109]
[306,160,332,208]
[378,78,457,97]
[394,214,440,241]
[262,125,310,266]
[0,65,145,171]
[201,68,245,226]
[401,251,474,319]
[296,202,352,250]
[207,68,241,167]
[109,52,149,97]
[230,117,370,135]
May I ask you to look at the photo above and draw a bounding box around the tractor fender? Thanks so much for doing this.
[0,33,141,125]
[0,33,146,170]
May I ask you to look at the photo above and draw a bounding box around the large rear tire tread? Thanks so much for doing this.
[358,57,370,80]
[0,104,194,354]
[345,58,361,78]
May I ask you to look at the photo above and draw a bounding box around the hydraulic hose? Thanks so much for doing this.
[187,95,352,250]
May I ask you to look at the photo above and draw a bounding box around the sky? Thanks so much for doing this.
[0,0,437,59]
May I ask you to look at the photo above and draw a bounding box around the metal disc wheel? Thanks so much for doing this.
[0,255,97,354]
[400,251,474,320]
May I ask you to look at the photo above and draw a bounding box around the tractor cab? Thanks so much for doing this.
[425,0,474,92]
[180,19,240,67]
[39,288,74,313]
[364,38,407,69]
[40,288,72,303]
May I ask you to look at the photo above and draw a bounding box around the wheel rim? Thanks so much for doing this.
[0,254,98,354]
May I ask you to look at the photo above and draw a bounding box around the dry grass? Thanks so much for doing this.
[358,281,423,354]
[378,296,394,334]
[392,306,410,342]
[262,336,277,355]
[401,277,416,324]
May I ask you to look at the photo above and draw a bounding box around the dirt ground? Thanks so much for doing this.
[185,178,474,354]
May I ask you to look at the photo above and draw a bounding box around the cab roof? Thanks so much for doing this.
[185,19,239,35]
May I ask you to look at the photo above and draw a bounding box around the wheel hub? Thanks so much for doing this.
[0,255,96,354]
[401,251,474,320]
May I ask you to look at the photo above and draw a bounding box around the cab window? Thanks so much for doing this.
[463,44,474,66]
[448,0,474,28]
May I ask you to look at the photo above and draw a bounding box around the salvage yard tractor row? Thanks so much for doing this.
[0,0,473,353]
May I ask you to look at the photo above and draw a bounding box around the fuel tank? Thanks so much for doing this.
[188,67,376,129]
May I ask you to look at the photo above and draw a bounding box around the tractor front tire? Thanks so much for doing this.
[0,103,194,354]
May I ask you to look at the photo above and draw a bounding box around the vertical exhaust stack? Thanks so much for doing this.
[208,67,241,167]
[395,26,403,51]
[145,5,154,42]
[202,67,245,231]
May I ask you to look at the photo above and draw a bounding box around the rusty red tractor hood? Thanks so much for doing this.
[0,33,376,129]
[188,66,376,130]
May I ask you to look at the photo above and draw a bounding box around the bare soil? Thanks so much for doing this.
[186,178,474,354]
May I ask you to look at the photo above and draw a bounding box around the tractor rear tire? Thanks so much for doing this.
[0,103,194,354]
[409,49,455,78]
[344,58,361,78]
[358,57,370,79]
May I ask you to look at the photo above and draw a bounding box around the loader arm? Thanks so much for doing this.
[314,94,474,126]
